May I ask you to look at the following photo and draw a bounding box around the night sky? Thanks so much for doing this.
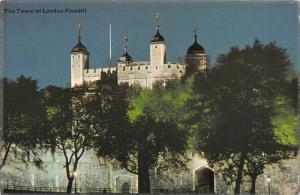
[4,0,299,88]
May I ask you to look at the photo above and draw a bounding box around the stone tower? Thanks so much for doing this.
[185,29,206,76]
[150,12,166,66]
[71,24,89,88]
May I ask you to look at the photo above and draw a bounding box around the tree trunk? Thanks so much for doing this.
[234,152,246,194]
[249,175,257,194]
[67,177,74,193]
[137,146,151,193]
[138,165,150,193]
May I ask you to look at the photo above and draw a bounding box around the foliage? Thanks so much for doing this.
[128,78,193,122]
[191,39,298,193]
[272,97,298,146]
[2,76,46,169]
[97,80,193,193]
[43,86,116,193]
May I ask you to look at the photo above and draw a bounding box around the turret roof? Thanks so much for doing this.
[71,41,89,54]
[150,29,165,42]
[187,34,205,54]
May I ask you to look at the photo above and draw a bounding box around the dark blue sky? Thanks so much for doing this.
[4,1,299,88]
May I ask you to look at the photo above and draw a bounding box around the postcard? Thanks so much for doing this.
[1,0,299,194]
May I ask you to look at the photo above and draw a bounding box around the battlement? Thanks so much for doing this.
[84,67,117,75]
[118,62,185,72]
[117,62,186,88]
[83,66,117,83]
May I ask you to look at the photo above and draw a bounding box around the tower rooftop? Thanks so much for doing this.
[187,30,205,54]
[150,12,165,43]
[187,41,205,54]
[71,41,89,54]
[71,23,89,54]
[150,30,165,42]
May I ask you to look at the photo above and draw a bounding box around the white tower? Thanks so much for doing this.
[150,12,166,66]
[71,24,89,88]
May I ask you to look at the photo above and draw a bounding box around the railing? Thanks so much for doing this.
[3,184,137,194]
[4,184,67,193]
[152,188,193,193]
[3,184,211,194]
[152,186,210,194]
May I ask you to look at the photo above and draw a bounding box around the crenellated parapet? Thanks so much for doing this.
[117,61,185,89]
[83,67,117,84]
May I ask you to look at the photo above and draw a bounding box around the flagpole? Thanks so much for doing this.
[109,24,112,66]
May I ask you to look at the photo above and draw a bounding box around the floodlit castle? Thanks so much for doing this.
[68,13,214,192]
[3,14,215,194]
[70,14,207,89]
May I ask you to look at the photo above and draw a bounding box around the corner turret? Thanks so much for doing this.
[71,24,90,87]
[118,36,133,64]
[185,27,206,76]
[150,12,166,66]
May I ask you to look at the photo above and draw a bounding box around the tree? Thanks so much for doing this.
[240,96,297,193]
[192,40,297,194]
[43,86,114,193]
[2,76,45,170]
[201,98,298,194]
[241,75,298,194]
[244,151,294,194]
[97,80,193,193]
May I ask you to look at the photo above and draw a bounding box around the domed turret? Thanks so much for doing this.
[71,24,90,87]
[187,33,205,54]
[150,29,165,42]
[119,36,133,63]
[150,12,166,65]
[71,24,89,55]
[150,12,165,43]
[185,28,207,76]
[120,51,133,62]
[71,41,89,54]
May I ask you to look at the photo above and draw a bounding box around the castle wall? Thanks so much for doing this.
[2,150,137,191]
[2,150,206,192]
[83,67,117,84]
[117,62,186,88]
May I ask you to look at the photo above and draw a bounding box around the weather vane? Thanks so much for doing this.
[193,26,198,41]
[77,23,81,41]
[123,36,128,52]
[193,26,198,36]
[155,11,160,29]
[124,36,128,46]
